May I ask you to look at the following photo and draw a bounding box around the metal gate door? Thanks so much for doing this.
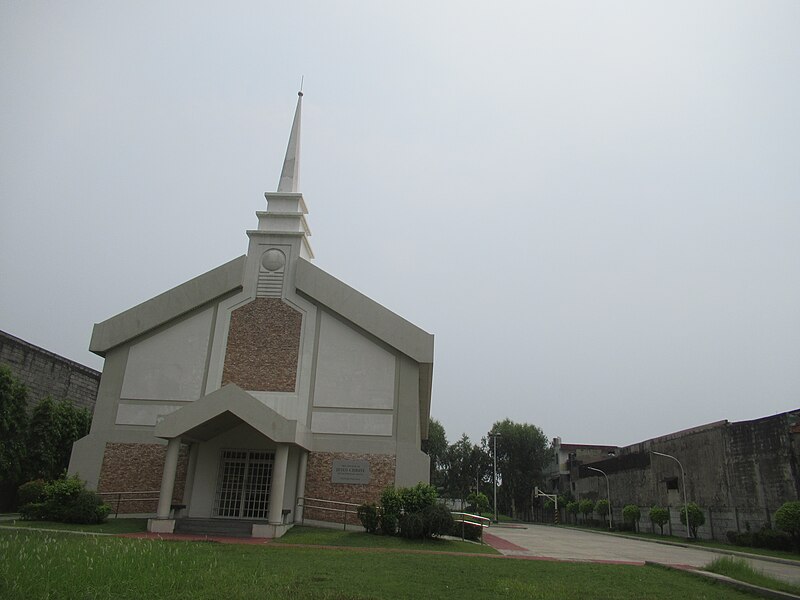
[213,450,274,519]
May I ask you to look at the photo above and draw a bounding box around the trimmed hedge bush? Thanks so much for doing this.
[360,483,448,539]
[18,475,109,525]
[17,480,46,506]
[357,503,379,533]
[726,526,794,552]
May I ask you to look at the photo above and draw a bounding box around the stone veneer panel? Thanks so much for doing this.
[303,452,396,525]
[97,442,189,514]
[221,298,302,392]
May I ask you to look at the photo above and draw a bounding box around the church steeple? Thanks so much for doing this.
[277,91,303,193]
[253,91,314,261]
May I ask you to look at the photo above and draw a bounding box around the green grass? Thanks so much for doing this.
[0,518,147,534]
[276,525,498,554]
[705,556,800,595]
[0,528,755,599]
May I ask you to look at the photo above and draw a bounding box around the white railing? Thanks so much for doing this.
[296,496,362,530]
[98,490,161,518]
[451,511,491,543]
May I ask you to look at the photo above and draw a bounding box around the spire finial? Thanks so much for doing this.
[277,89,303,192]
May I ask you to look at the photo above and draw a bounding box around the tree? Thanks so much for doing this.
[487,419,549,520]
[25,397,91,481]
[775,501,800,549]
[0,366,29,510]
[422,418,448,490]
[466,491,489,514]
[650,506,669,535]
[623,504,641,532]
[566,500,579,524]
[595,499,610,523]
[579,499,594,523]
[444,434,486,503]
[679,502,705,538]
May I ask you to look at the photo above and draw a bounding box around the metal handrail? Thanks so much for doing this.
[451,511,490,544]
[296,496,363,531]
[98,490,161,518]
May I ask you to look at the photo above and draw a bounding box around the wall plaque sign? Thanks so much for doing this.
[331,459,370,484]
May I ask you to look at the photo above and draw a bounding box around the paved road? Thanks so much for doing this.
[485,524,800,585]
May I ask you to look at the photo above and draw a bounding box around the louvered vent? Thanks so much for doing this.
[256,249,286,298]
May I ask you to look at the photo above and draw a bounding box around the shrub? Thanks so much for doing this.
[451,518,483,541]
[357,503,379,533]
[398,511,425,539]
[623,505,641,532]
[398,482,437,514]
[17,480,46,506]
[726,526,793,552]
[42,475,84,522]
[679,502,705,538]
[18,475,109,525]
[650,506,669,535]
[18,502,46,520]
[379,487,402,535]
[775,501,800,548]
[63,489,110,524]
[422,504,453,538]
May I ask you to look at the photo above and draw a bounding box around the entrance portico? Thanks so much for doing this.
[149,384,311,538]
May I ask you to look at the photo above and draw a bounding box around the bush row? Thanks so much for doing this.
[357,483,457,540]
[17,476,110,524]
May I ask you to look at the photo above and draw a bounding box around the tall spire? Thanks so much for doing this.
[277,91,303,193]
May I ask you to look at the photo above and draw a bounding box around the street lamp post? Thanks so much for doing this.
[651,451,690,540]
[490,432,501,523]
[587,466,612,530]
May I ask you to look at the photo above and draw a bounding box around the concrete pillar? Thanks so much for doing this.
[156,438,181,519]
[268,444,290,525]
[295,450,308,523]
[181,442,200,511]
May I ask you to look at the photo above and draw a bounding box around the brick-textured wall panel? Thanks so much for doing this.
[303,452,396,524]
[221,298,302,392]
[97,442,189,514]
[0,330,100,413]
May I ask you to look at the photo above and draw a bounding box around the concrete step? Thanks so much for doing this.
[174,519,258,537]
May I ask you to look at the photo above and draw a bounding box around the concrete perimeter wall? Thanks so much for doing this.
[0,329,100,412]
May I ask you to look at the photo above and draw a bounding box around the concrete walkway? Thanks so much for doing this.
[485,524,800,585]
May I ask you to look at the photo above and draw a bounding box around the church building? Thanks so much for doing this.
[68,92,434,538]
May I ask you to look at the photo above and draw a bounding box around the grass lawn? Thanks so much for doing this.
[0,528,755,599]
[0,518,147,534]
[276,525,498,554]
[705,556,800,596]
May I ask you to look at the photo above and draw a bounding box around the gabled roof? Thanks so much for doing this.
[294,258,434,364]
[294,258,434,439]
[89,256,246,355]
[154,384,312,449]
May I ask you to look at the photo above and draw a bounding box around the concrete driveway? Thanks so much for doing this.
[484,524,800,585]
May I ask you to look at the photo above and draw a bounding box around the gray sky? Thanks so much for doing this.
[2,1,799,448]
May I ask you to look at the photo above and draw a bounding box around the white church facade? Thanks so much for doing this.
[68,93,434,537]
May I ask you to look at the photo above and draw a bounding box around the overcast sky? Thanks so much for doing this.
[2,1,799,448]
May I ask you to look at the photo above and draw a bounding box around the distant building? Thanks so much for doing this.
[0,329,100,413]
[554,409,800,539]
[68,93,434,538]
[546,437,619,495]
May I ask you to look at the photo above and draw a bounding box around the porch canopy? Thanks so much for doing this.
[151,384,311,524]
[154,383,312,448]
